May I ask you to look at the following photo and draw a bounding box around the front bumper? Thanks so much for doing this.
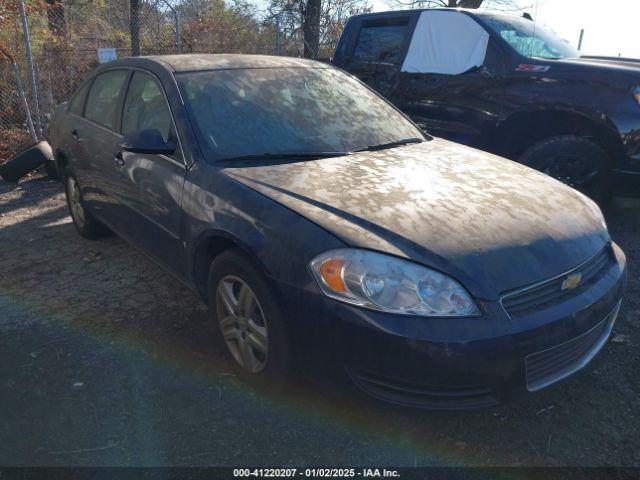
[524,300,620,392]
[284,243,627,409]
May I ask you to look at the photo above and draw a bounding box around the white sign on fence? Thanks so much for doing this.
[97,48,117,64]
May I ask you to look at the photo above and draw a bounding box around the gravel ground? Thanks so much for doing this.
[0,174,638,467]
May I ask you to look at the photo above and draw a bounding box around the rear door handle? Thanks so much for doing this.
[71,128,80,140]
[113,150,125,167]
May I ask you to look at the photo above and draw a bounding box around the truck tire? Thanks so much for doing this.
[0,141,53,183]
[519,135,612,206]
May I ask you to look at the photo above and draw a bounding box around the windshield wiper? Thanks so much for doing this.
[216,151,350,162]
[354,137,423,152]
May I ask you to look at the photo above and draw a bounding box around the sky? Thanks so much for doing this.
[369,0,640,59]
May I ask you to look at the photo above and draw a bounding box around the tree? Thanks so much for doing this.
[177,0,273,54]
[267,0,370,59]
[43,0,66,39]
[414,0,482,6]
[129,0,140,56]
[303,0,320,59]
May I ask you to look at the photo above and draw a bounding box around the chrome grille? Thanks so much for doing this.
[525,301,620,391]
[502,246,613,318]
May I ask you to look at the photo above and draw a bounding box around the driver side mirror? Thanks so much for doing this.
[120,129,176,155]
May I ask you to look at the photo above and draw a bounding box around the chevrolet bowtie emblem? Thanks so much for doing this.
[562,273,582,291]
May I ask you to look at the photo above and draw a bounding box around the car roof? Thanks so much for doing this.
[102,54,328,73]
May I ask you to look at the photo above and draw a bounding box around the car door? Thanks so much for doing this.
[61,78,97,200]
[77,69,131,227]
[115,70,187,274]
[65,79,93,181]
[344,16,413,98]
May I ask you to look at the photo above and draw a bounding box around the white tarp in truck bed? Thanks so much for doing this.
[401,10,489,75]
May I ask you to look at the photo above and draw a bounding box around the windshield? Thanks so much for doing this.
[177,67,425,160]
[482,15,581,60]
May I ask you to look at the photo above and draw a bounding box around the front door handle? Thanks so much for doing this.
[113,150,125,167]
[71,128,80,140]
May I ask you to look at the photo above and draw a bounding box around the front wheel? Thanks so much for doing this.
[65,175,108,239]
[519,135,612,205]
[207,249,293,390]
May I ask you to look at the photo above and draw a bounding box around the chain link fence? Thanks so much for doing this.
[0,1,323,163]
[0,1,202,162]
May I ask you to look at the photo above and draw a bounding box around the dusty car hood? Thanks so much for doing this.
[221,138,609,299]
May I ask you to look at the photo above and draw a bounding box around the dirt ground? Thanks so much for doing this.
[0,174,638,467]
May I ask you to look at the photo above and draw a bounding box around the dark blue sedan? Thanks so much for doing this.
[49,54,627,409]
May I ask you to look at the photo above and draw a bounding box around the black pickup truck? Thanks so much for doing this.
[333,9,640,202]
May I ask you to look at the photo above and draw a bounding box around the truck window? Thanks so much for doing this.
[353,19,409,64]
[482,14,580,60]
[401,11,489,75]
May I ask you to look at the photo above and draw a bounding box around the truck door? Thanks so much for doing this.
[389,10,505,151]
[342,16,413,98]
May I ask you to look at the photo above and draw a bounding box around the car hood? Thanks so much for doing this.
[221,138,609,300]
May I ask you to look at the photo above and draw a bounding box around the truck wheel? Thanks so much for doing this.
[65,174,108,239]
[519,135,612,205]
[207,249,293,391]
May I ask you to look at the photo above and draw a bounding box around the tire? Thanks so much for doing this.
[207,249,292,391]
[64,174,108,239]
[519,135,612,206]
[0,141,53,183]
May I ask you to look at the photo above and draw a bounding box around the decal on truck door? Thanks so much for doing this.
[516,64,551,73]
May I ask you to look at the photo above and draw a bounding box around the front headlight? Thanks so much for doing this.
[309,249,480,317]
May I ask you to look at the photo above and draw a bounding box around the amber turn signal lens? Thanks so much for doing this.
[319,258,347,293]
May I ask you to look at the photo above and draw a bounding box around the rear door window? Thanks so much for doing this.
[69,81,90,116]
[353,19,409,64]
[84,69,129,130]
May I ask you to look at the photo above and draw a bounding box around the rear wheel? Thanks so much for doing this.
[65,174,108,239]
[519,135,612,205]
[207,249,292,390]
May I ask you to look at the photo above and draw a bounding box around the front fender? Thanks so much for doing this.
[181,162,347,293]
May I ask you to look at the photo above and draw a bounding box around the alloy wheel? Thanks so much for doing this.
[216,275,269,373]
[67,176,86,228]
